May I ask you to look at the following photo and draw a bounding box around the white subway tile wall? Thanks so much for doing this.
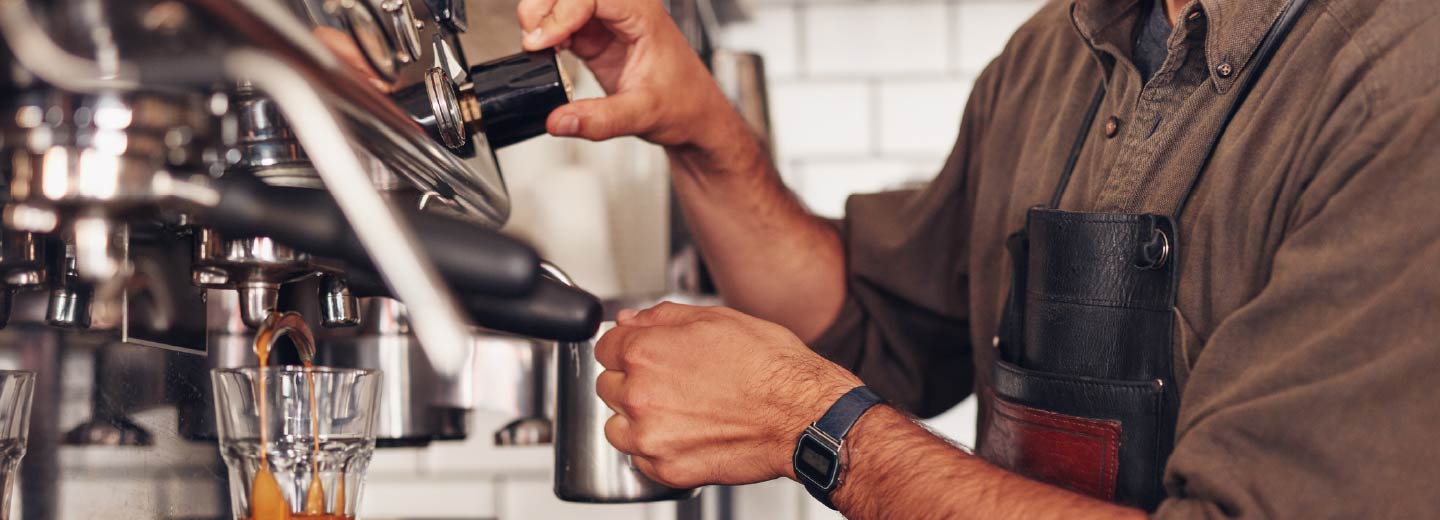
[722,0,1047,218]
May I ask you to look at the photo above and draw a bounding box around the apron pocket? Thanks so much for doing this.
[981,359,1168,509]
[983,395,1122,501]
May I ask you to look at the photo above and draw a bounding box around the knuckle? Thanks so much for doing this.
[618,339,646,366]
[619,383,652,415]
[650,461,696,489]
[631,425,664,456]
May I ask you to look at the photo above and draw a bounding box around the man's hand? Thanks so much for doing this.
[517,0,743,148]
[593,302,863,488]
[518,1,849,344]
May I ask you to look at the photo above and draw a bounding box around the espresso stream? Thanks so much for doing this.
[250,311,351,520]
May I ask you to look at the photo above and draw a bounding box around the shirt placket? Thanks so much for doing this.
[1094,6,1215,213]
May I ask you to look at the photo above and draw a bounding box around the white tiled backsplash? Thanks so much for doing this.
[722,0,1047,218]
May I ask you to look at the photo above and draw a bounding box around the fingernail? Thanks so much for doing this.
[616,309,639,322]
[555,114,579,136]
[524,27,544,44]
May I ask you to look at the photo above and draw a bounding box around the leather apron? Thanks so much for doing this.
[975,0,1310,510]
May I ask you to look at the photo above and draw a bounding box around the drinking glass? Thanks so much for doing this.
[0,371,33,520]
[212,367,381,519]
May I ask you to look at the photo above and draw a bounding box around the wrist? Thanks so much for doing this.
[666,105,768,181]
[773,366,863,480]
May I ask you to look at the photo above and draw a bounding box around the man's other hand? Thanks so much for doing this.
[517,0,738,148]
[592,302,863,488]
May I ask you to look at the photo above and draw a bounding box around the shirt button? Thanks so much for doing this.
[1216,62,1234,78]
[1104,116,1121,138]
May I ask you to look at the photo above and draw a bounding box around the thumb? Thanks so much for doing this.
[547,93,656,141]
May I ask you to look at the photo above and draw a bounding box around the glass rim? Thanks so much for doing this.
[211,366,380,377]
[0,370,35,378]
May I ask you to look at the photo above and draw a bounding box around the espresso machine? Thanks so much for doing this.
[0,0,655,517]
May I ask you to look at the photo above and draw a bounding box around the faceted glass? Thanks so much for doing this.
[0,371,33,520]
[212,367,381,520]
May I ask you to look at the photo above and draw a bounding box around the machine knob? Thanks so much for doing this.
[47,281,92,329]
[462,49,571,149]
[319,275,361,328]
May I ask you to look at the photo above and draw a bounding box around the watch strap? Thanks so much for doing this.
[815,386,884,440]
[799,386,884,509]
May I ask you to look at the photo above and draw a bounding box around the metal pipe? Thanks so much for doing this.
[0,0,140,92]
[226,49,474,377]
[189,0,511,226]
[0,0,511,226]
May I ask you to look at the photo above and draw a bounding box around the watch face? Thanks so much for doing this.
[794,434,840,489]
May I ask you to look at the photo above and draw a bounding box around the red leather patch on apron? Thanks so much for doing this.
[982,397,1122,501]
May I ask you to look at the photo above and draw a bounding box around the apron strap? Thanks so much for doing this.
[1046,0,1311,217]
[1170,0,1311,220]
[1047,85,1108,209]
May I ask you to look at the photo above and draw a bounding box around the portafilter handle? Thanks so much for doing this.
[462,49,571,149]
[344,265,603,343]
[207,175,540,298]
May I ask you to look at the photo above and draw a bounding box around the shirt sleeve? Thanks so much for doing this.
[807,61,1004,419]
[1154,90,1440,517]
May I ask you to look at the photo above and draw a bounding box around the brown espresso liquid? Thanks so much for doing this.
[249,312,352,520]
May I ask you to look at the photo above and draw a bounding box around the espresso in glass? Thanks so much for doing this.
[213,312,381,520]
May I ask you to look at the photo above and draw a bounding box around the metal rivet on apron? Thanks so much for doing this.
[1104,116,1121,138]
[1216,62,1234,78]
[1135,228,1171,270]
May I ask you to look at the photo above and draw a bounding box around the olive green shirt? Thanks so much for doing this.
[810,0,1440,516]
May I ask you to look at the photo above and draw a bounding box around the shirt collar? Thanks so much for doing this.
[1069,0,1294,93]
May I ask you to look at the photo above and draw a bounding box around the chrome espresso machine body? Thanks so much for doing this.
[0,0,617,517]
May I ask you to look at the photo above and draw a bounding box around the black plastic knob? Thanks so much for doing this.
[467,49,570,149]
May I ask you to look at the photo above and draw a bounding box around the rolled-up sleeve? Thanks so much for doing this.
[808,63,1004,418]
[1155,91,1440,517]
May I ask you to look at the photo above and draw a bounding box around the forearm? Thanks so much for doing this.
[830,406,1146,520]
[666,116,846,343]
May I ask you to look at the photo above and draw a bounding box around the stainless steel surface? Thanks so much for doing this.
[228,49,475,377]
[230,93,311,176]
[319,274,360,327]
[196,0,513,225]
[317,297,469,446]
[0,232,45,289]
[495,416,552,446]
[1,0,511,225]
[191,228,317,328]
[424,66,468,148]
[549,262,696,502]
[0,0,634,516]
[45,248,92,329]
[474,332,554,446]
[1,89,217,209]
[555,320,699,503]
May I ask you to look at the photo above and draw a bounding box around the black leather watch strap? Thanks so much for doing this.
[796,386,885,509]
[815,386,883,439]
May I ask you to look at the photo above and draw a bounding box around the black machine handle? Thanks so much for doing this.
[208,176,539,297]
[454,276,602,342]
[466,49,570,149]
[346,269,602,342]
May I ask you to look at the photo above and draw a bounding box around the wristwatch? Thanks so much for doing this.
[793,386,885,509]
